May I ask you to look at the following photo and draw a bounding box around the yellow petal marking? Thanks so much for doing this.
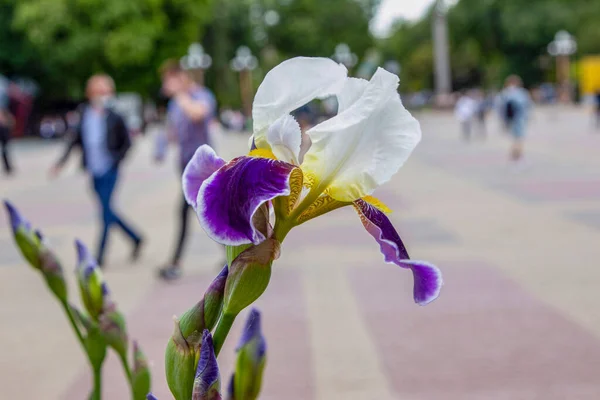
[282,168,304,214]
[297,194,348,224]
[249,148,277,160]
[362,195,392,214]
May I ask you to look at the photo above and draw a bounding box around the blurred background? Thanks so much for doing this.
[2,0,600,399]
[0,0,599,133]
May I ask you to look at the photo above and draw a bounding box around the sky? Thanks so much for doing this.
[371,0,436,37]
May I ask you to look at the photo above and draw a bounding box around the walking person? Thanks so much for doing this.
[499,75,532,164]
[475,90,491,138]
[157,60,217,280]
[50,74,144,266]
[454,90,478,141]
[0,74,13,175]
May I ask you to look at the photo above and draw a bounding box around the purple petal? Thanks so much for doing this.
[183,145,226,209]
[398,260,443,306]
[147,394,159,400]
[195,330,220,392]
[197,156,295,245]
[353,199,442,305]
[237,308,266,359]
[3,200,30,234]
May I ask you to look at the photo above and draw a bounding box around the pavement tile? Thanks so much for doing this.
[349,263,600,399]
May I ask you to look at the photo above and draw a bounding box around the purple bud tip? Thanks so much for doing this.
[75,239,100,273]
[34,230,44,242]
[75,239,90,264]
[4,200,25,233]
[228,374,235,397]
[196,329,219,385]
[217,264,228,279]
[100,281,110,296]
[237,308,266,358]
[147,394,159,400]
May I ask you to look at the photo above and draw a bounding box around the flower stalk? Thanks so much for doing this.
[3,201,150,400]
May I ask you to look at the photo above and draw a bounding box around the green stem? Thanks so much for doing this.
[91,366,102,400]
[273,220,293,243]
[60,301,85,349]
[212,312,237,356]
[117,351,135,400]
[62,301,103,400]
[226,244,252,266]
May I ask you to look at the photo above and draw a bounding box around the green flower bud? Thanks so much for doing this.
[4,201,68,302]
[71,305,107,370]
[223,240,280,315]
[39,247,68,302]
[232,309,266,400]
[99,304,128,358]
[165,318,198,400]
[4,200,42,269]
[179,265,228,342]
[75,240,109,320]
[132,341,152,400]
[84,325,108,370]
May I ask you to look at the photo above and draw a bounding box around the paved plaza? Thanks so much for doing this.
[1,106,600,399]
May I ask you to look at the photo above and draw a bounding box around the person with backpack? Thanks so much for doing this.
[499,75,532,163]
[49,74,144,266]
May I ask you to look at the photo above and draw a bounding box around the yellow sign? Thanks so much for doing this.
[579,56,600,95]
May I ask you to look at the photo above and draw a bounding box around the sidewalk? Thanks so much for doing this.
[2,108,600,399]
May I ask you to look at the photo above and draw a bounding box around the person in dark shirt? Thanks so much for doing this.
[50,74,144,266]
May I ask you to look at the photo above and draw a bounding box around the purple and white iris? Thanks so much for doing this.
[182,57,443,305]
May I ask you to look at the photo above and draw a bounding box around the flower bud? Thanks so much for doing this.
[75,240,109,320]
[99,304,128,358]
[4,200,41,269]
[39,246,68,302]
[71,304,95,332]
[133,340,152,400]
[179,265,228,342]
[4,201,68,302]
[192,330,222,400]
[223,240,280,315]
[232,309,266,400]
[165,317,198,400]
[147,395,159,400]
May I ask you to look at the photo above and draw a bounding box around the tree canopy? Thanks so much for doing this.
[381,0,600,90]
[6,0,213,100]
[1,0,379,105]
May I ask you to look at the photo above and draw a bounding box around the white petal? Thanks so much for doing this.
[302,68,421,202]
[252,57,347,143]
[266,114,302,164]
[337,77,369,113]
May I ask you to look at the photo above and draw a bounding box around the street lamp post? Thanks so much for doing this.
[230,46,258,118]
[432,0,452,106]
[180,43,212,86]
[547,30,577,103]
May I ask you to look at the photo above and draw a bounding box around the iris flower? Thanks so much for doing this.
[183,57,442,305]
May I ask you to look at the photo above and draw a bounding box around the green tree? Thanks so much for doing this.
[13,0,214,99]
[380,0,599,89]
